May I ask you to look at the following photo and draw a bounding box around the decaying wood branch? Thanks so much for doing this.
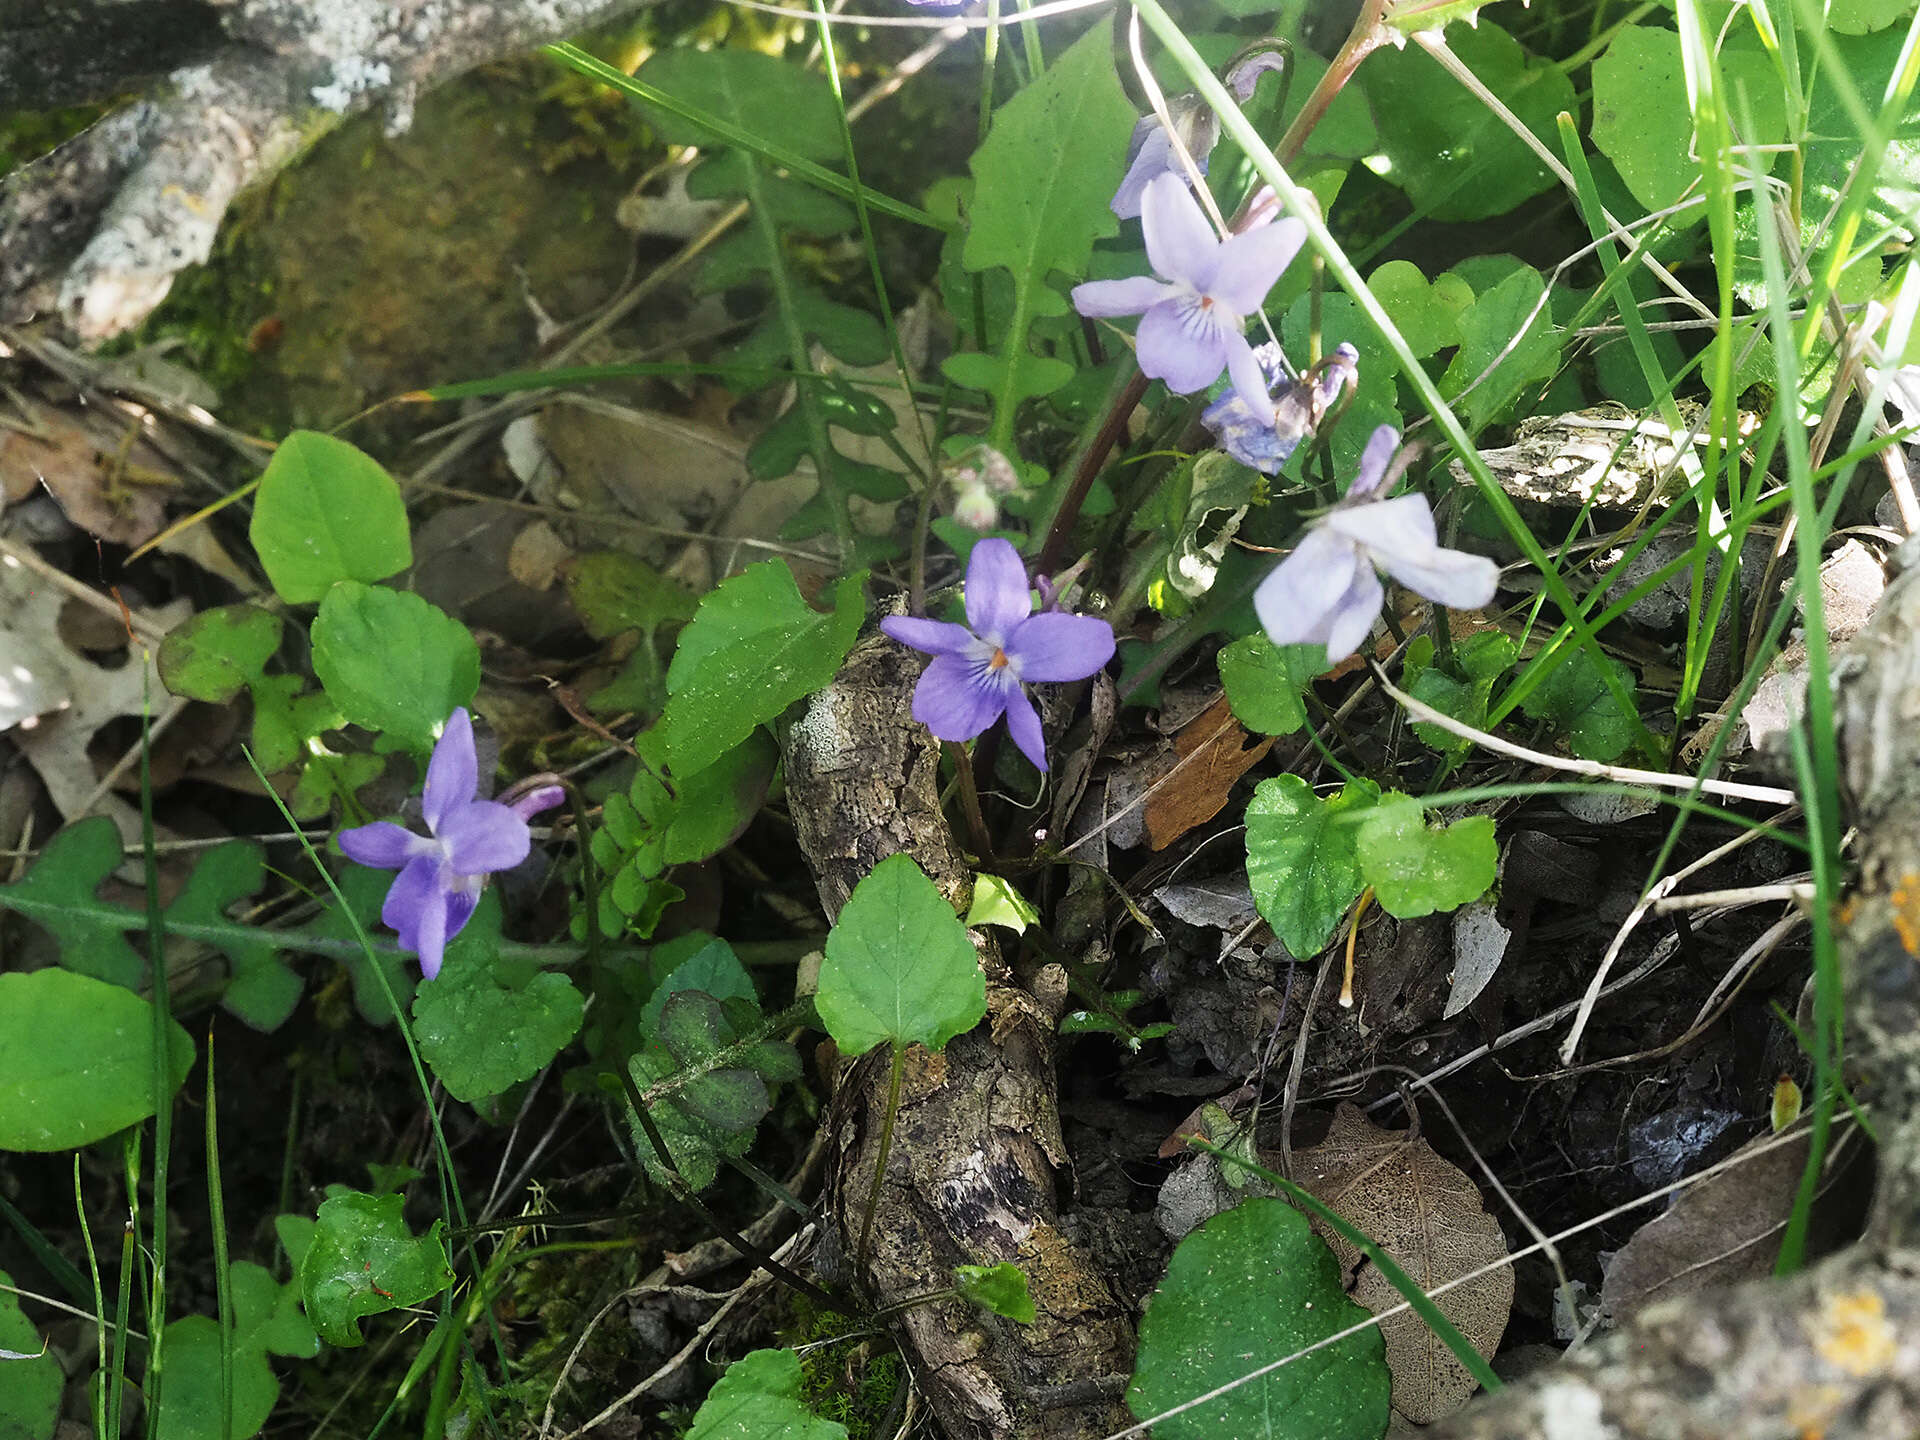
[782,636,1136,1440]
[0,0,662,341]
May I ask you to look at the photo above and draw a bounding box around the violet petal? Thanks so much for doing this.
[1321,561,1385,664]
[422,707,477,834]
[1072,275,1179,319]
[381,854,442,955]
[1346,425,1401,499]
[912,652,1014,741]
[509,785,566,822]
[963,537,1032,643]
[1208,216,1306,316]
[339,820,431,871]
[437,800,532,875]
[1137,298,1231,393]
[1141,173,1218,290]
[1002,686,1049,772]
[1253,526,1362,648]
[879,615,978,657]
[1004,611,1116,683]
[1222,329,1276,426]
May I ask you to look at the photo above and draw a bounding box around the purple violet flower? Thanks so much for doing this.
[1071,172,1305,424]
[880,538,1115,772]
[1254,425,1500,665]
[338,707,564,979]
[1202,341,1358,475]
[1112,97,1218,220]
[1111,54,1285,219]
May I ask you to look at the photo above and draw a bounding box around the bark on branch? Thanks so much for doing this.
[0,0,661,342]
[782,636,1137,1440]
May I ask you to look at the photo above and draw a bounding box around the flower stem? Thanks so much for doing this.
[856,1041,909,1273]
[1036,367,1150,577]
[616,1063,856,1316]
[947,740,996,864]
[1274,0,1392,167]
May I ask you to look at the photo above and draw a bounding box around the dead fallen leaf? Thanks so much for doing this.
[0,408,175,547]
[0,555,74,729]
[1446,898,1511,1019]
[1601,1131,1827,1324]
[1144,694,1274,850]
[507,519,571,590]
[1292,1103,1514,1426]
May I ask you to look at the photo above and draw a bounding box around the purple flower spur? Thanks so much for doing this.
[880,538,1115,772]
[1071,172,1305,424]
[338,708,563,979]
[1254,425,1500,665]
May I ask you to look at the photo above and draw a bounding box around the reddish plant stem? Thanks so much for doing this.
[1035,369,1150,577]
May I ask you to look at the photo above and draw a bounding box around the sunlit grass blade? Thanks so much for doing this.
[206,1032,234,1440]
[138,673,171,1439]
[542,42,950,233]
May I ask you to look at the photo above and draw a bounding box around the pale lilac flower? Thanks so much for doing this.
[949,444,1019,532]
[1111,54,1286,219]
[1112,97,1219,219]
[338,708,564,979]
[1072,173,1305,424]
[1202,341,1358,475]
[880,538,1115,772]
[1254,426,1500,665]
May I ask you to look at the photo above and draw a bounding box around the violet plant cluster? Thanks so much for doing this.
[880,84,1498,773]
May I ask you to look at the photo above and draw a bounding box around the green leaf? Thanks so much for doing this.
[964,874,1039,935]
[310,582,481,756]
[152,1316,279,1440]
[1364,262,1472,360]
[1591,25,1787,215]
[1829,0,1919,31]
[229,1259,320,1359]
[410,896,585,1104]
[661,730,780,866]
[641,935,756,1040]
[1367,20,1577,222]
[566,551,698,639]
[949,25,1133,446]
[0,817,143,986]
[1245,776,1380,958]
[297,1189,454,1347]
[1402,631,1516,754]
[684,1348,847,1440]
[0,969,194,1151]
[158,604,283,704]
[1218,636,1322,737]
[1440,264,1562,428]
[954,1263,1036,1324]
[0,1271,61,1440]
[816,854,985,1057]
[662,563,864,777]
[299,865,415,1026]
[636,49,842,162]
[1354,795,1497,917]
[1517,648,1640,762]
[249,432,412,605]
[151,1263,312,1440]
[166,840,303,1031]
[1127,1198,1389,1440]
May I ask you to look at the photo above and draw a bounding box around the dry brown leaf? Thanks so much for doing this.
[1143,693,1274,850]
[1292,1102,1514,1425]
[1601,1132,1810,1324]
[0,409,175,546]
